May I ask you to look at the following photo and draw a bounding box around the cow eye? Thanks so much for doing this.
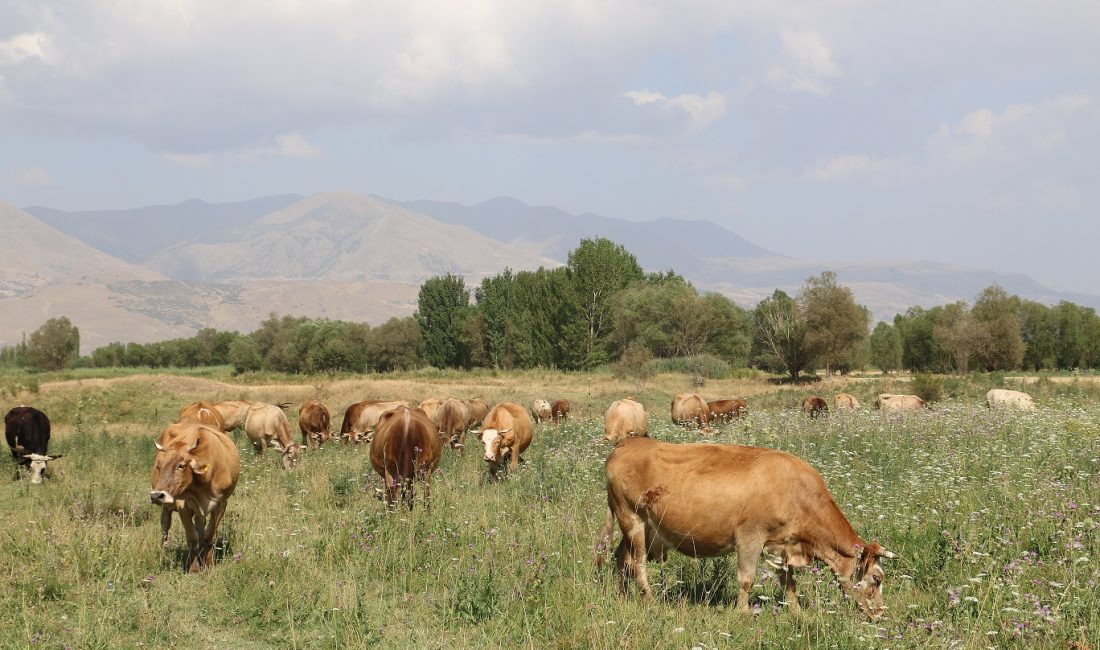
[177,463,186,470]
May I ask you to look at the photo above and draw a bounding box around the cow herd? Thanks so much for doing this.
[3,385,1040,616]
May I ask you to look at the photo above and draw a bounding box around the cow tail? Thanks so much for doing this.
[339,409,353,436]
[395,411,416,495]
[320,409,330,435]
[594,501,617,568]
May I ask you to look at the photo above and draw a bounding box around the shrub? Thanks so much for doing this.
[912,372,944,403]
[646,354,731,380]
[612,344,654,388]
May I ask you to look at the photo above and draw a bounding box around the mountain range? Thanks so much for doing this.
[3,192,1096,353]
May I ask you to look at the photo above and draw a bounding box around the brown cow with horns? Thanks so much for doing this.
[595,437,897,618]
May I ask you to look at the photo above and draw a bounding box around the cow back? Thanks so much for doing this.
[5,406,51,460]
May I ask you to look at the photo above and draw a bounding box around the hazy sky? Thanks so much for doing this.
[1,1,1097,292]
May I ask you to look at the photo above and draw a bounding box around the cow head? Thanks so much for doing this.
[849,542,898,619]
[479,428,513,464]
[150,438,206,505]
[281,444,304,469]
[23,453,61,484]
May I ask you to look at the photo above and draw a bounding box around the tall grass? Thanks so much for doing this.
[0,371,1096,648]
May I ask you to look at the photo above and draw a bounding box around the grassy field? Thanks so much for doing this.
[1,368,1097,649]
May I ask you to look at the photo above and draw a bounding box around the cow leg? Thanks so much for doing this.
[179,508,202,572]
[779,565,800,613]
[384,472,399,510]
[613,537,634,594]
[509,448,521,472]
[735,535,765,612]
[200,501,228,569]
[159,506,173,546]
[619,514,653,600]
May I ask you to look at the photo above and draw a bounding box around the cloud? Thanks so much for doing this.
[161,152,212,167]
[766,30,839,95]
[929,94,1096,166]
[623,89,727,129]
[244,133,322,160]
[3,164,51,186]
[805,154,899,182]
[0,32,50,65]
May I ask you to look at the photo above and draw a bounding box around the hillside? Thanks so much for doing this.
[0,201,165,297]
[145,192,560,283]
[25,195,302,263]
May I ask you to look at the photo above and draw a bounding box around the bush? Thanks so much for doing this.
[912,372,944,403]
[646,354,731,379]
[612,344,654,387]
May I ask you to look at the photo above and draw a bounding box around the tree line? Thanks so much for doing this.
[3,237,1100,375]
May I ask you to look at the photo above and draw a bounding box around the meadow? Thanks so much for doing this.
[1,368,1097,649]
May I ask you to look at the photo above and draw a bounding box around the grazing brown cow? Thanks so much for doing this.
[802,396,829,419]
[369,406,442,510]
[707,398,748,422]
[464,398,490,429]
[671,393,713,432]
[339,400,408,445]
[177,402,227,431]
[551,399,570,424]
[531,399,552,424]
[604,398,648,444]
[437,398,471,449]
[477,402,534,478]
[5,406,59,484]
[298,400,331,449]
[874,394,926,413]
[214,400,302,468]
[417,398,442,424]
[595,437,897,618]
[150,422,241,572]
[834,393,860,411]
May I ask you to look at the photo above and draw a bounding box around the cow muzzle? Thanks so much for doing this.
[149,490,175,505]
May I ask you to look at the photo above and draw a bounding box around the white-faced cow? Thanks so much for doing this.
[5,406,60,484]
[477,402,533,479]
[150,422,241,572]
[595,437,897,619]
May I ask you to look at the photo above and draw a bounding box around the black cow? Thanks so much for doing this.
[5,407,60,484]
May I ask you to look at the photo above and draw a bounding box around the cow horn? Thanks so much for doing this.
[188,438,200,452]
[154,441,165,451]
[876,547,898,560]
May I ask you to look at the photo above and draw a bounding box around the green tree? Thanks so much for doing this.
[971,285,1024,370]
[752,290,813,380]
[228,337,263,373]
[868,321,902,373]
[932,302,987,374]
[368,316,424,371]
[417,274,469,368]
[1019,300,1059,370]
[26,317,80,371]
[894,306,952,372]
[567,238,644,366]
[800,271,870,376]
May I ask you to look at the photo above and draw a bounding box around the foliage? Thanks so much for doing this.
[800,271,870,375]
[417,274,470,368]
[26,316,80,371]
[611,343,654,388]
[752,290,813,380]
[609,277,751,363]
[567,237,644,366]
[646,354,732,380]
[868,322,902,374]
[366,317,424,372]
[911,372,945,403]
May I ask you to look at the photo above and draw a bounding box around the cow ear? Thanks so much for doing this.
[189,459,210,475]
